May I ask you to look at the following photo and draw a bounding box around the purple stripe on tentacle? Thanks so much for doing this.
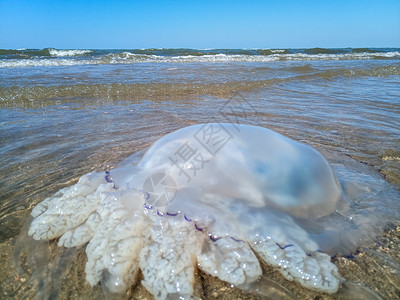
[230,237,244,243]
[276,243,294,250]
[195,223,203,231]
[105,172,113,183]
[209,235,221,242]
[144,203,153,210]
[152,208,250,245]
[166,211,178,216]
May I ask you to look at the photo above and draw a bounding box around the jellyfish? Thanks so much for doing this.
[28,123,398,299]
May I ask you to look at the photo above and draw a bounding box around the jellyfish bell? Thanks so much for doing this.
[114,124,341,219]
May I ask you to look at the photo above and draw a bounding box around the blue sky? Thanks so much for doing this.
[0,0,399,49]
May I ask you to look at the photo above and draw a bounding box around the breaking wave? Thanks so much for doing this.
[0,48,399,68]
[47,49,92,57]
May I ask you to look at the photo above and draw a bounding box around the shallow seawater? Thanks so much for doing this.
[0,49,399,298]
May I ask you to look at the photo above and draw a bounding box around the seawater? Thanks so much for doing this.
[1,47,399,67]
[0,48,399,298]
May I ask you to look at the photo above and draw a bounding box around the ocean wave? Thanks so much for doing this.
[0,48,92,58]
[0,58,94,68]
[48,49,92,57]
[0,49,399,68]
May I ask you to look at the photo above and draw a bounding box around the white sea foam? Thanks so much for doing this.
[0,59,94,68]
[270,49,286,53]
[48,49,92,57]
